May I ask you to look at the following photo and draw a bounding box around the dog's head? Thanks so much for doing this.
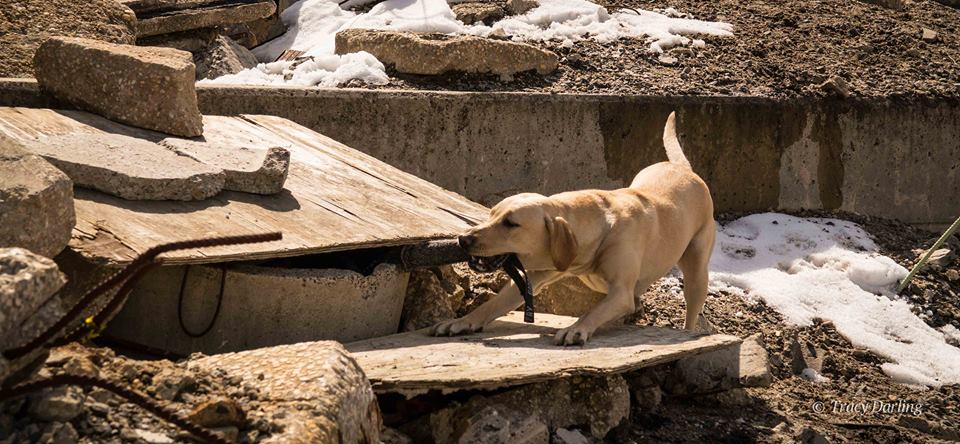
[458,193,579,271]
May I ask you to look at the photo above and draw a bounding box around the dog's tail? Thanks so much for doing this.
[663,111,691,169]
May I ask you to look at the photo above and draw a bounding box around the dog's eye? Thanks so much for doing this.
[502,219,520,228]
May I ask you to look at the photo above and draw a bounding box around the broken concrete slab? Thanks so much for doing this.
[0,136,75,257]
[161,139,288,194]
[22,133,225,201]
[33,37,204,137]
[138,27,221,53]
[135,0,277,37]
[189,341,381,444]
[739,334,773,387]
[335,29,558,78]
[667,344,740,394]
[193,35,259,80]
[400,267,460,332]
[405,374,628,441]
[345,312,741,395]
[452,3,505,25]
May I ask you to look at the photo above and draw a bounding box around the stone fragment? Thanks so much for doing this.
[136,1,277,37]
[657,54,678,66]
[39,422,79,444]
[189,341,381,444]
[507,0,539,15]
[335,29,558,78]
[160,138,289,194]
[0,0,137,78]
[194,35,260,80]
[818,76,851,98]
[790,339,826,375]
[0,137,75,257]
[554,428,590,444]
[23,133,225,201]
[631,385,662,413]
[28,387,85,422]
[400,267,460,331]
[457,405,548,444]
[858,0,906,9]
[921,28,939,42]
[33,37,204,137]
[452,3,506,25]
[797,427,830,444]
[947,269,960,281]
[226,12,288,49]
[0,248,66,349]
[536,276,604,317]
[138,28,221,53]
[739,334,773,387]
[668,345,739,394]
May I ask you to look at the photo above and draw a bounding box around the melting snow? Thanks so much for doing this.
[709,213,960,387]
[205,0,732,87]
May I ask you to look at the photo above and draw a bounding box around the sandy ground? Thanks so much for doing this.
[368,0,960,98]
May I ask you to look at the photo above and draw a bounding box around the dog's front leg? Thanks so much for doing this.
[430,271,562,336]
[554,280,639,345]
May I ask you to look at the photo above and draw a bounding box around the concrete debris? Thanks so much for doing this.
[668,345,739,394]
[790,338,827,375]
[554,428,591,444]
[135,0,277,38]
[922,28,939,42]
[194,35,259,80]
[452,3,506,25]
[657,54,679,66]
[0,0,137,78]
[506,0,540,15]
[226,11,288,49]
[406,375,629,441]
[630,384,662,413]
[160,138,289,194]
[381,427,414,444]
[818,76,852,98]
[23,133,225,201]
[858,0,906,10]
[189,341,382,444]
[33,37,205,137]
[188,398,246,428]
[798,426,831,444]
[535,276,604,317]
[0,137,75,258]
[28,387,85,422]
[739,334,773,387]
[335,29,558,78]
[400,267,460,331]
[455,405,548,444]
[138,27,221,53]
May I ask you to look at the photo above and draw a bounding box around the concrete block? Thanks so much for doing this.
[106,262,409,355]
[160,137,289,195]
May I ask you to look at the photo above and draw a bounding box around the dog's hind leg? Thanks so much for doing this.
[677,221,716,331]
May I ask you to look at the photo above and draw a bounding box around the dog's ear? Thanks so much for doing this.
[545,216,578,271]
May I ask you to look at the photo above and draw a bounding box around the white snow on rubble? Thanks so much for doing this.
[708,213,960,387]
[205,0,732,87]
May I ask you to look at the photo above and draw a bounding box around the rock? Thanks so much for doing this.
[135,429,173,444]
[790,339,826,375]
[211,426,240,442]
[536,277,604,317]
[631,385,661,413]
[712,387,753,406]
[188,398,246,428]
[38,422,79,444]
[657,54,678,66]
[0,0,137,78]
[554,428,590,444]
[668,345,739,394]
[456,405,548,444]
[452,3,506,25]
[738,334,773,387]
[33,37,205,138]
[160,139,290,195]
[0,137,75,257]
[29,387,84,422]
[858,0,906,10]
[0,248,66,350]
[408,375,628,441]
[921,28,939,42]
[189,341,381,444]
[226,11,288,49]
[63,356,100,377]
[194,35,259,80]
[335,29,558,78]
[947,269,960,281]
[818,76,851,98]
[23,133,225,201]
[797,427,830,444]
[400,267,460,331]
[136,1,277,38]
[506,0,539,15]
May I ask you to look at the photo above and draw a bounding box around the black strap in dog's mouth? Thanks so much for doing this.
[469,254,535,323]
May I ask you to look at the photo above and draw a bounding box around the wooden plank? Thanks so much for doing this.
[0,107,488,265]
[345,312,742,394]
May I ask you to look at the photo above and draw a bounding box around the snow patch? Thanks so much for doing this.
[709,213,960,387]
[205,0,732,86]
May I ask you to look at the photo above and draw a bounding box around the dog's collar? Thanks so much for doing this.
[468,254,535,323]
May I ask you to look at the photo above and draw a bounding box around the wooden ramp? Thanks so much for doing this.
[345,312,742,394]
[0,107,488,265]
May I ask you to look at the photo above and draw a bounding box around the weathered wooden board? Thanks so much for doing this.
[0,107,488,265]
[345,312,742,394]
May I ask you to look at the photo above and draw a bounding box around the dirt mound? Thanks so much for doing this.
[0,0,137,78]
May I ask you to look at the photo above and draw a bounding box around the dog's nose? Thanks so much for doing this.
[458,234,476,250]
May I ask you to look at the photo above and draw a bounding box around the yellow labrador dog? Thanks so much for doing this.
[431,112,715,345]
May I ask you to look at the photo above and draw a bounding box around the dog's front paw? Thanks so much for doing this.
[554,324,593,346]
[429,317,484,337]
